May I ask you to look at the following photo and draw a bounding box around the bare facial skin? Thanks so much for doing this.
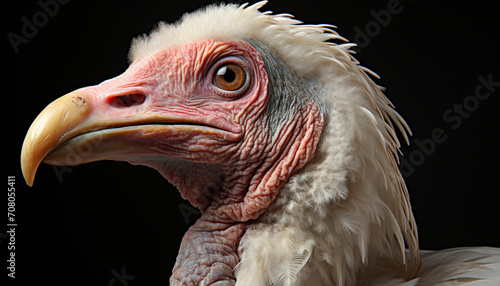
[21,39,324,285]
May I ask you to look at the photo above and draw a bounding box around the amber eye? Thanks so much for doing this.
[214,64,247,92]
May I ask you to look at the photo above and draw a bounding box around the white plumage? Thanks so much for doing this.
[23,1,499,285]
[126,2,500,285]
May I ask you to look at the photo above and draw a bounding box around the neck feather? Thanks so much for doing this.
[236,70,420,285]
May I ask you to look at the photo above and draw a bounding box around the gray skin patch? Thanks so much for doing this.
[245,39,326,135]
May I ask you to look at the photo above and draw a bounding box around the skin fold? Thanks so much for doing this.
[21,39,324,285]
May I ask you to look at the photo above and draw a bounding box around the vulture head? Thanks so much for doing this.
[21,2,420,285]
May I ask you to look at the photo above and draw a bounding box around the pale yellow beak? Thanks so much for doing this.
[21,92,92,186]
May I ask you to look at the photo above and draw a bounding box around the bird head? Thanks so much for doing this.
[21,37,323,220]
[21,1,419,285]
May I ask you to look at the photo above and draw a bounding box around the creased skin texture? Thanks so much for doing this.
[121,40,324,284]
[30,38,324,285]
[171,218,246,286]
[166,99,323,285]
[26,3,500,285]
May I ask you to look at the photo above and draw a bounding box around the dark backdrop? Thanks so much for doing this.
[4,0,499,285]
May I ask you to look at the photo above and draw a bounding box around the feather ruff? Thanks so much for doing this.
[128,2,499,285]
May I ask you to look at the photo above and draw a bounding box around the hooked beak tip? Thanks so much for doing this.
[20,91,91,187]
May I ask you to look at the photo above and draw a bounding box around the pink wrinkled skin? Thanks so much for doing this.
[69,40,324,285]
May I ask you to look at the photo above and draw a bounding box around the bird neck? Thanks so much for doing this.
[247,94,420,284]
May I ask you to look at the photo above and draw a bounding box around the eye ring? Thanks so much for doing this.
[212,63,249,94]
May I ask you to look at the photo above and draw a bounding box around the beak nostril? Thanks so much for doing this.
[110,94,146,108]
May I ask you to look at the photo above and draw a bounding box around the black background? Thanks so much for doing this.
[4,0,499,285]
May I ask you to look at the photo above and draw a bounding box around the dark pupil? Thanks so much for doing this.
[223,68,236,83]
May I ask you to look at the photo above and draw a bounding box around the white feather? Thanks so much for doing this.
[128,2,500,285]
[418,248,500,285]
[234,226,314,286]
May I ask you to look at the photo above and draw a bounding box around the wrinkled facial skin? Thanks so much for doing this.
[111,40,275,217]
[22,39,324,285]
[40,40,271,213]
